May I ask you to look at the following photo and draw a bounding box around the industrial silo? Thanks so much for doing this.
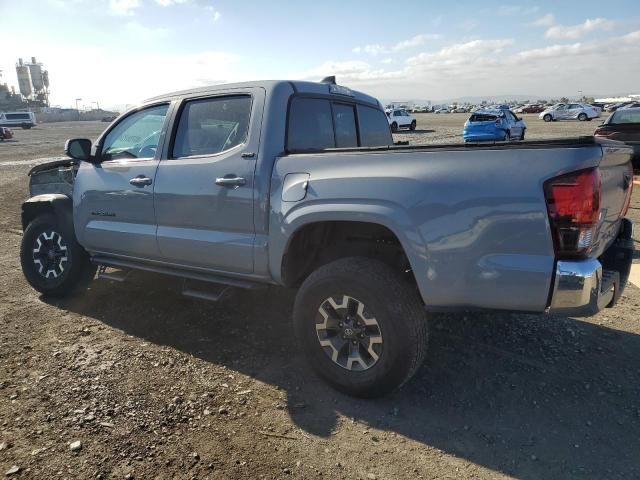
[16,59,32,98]
[28,57,44,91]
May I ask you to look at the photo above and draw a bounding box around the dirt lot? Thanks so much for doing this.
[1,119,639,479]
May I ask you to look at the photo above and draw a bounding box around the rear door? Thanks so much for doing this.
[74,103,170,259]
[153,88,264,273]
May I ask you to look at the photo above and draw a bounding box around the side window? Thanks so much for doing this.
[393,110,401,117]
[102,104,168,161]
[358,105,393,147]
[287,97,334,151]
[173,95,252,158]
[333,103,358,148]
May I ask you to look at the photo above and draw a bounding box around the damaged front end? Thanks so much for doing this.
[28,159,78,197]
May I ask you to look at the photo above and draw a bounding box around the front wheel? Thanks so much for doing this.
[543,114,552,122]
[20,214,96,297]
[409,120,417,131]
[293,257,429,398]
[578,113,588,121]
[503,130,511,142]
[391,122,398,132]
[520,129,526,141]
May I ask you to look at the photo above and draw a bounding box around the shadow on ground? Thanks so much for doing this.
[394,129,435,134]
[49,273,640,479]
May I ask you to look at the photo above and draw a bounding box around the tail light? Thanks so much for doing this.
[544,168,601,258]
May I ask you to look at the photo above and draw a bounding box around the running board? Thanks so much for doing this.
[91,256,264,290]
[182,280,230,302]
[96,266,131,283]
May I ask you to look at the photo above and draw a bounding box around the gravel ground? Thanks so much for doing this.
[0,120,639,479]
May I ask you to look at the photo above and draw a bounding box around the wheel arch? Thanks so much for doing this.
[273,204,429,297]
[22,194,73,231]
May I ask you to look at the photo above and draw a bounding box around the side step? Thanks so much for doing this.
[181,280,230,302]
[96,266,131,282]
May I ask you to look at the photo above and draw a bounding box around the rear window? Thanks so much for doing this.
[358,105,392,147]
[5,113,31,120]
[469,113,497,122]
[287,97,392,151]
[611,110,640,124]
[287,97,334,151]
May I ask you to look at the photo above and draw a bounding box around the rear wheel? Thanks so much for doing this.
[20,214,96,297]
[543,114,552,122]
[504,130,511,142]
[293,257,429,398]
[520,129,526,141]
[391,122,398,133]
[578,113,588,121]
[409,120,417,131]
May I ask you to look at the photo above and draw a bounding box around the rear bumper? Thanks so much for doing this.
[463,130,504,142]
[548,218,634,317]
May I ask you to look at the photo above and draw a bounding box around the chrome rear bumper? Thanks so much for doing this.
[548,219,634,317]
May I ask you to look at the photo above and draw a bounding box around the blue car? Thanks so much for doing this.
[463,108,526,142]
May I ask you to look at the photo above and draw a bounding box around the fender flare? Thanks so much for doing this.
[21,194,73,231]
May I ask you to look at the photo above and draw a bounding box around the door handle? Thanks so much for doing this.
[216,175,246,187]
[129,176,152,187]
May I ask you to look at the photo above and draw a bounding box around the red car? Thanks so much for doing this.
[0,127,13,141]
[521,104,545,114]
[595,107,640,171]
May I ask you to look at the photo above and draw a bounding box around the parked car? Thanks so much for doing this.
[434,107,450,114]
[539,103,600,122]
[0,126,13,141]
[463,108,526,142]
[19,79,634,398]
[595,107,640,171]
[619,102,640,110]
[606,102,634,112]
[386,108,416,131]
[518,104,545,114]
[0,111,36,129]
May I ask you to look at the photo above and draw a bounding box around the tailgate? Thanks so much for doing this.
[594,140,634,256]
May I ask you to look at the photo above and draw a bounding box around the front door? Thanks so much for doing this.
[153,89,264,274]
[74,103,171,259]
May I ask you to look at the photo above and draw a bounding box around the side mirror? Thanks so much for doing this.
[65,138,93,162]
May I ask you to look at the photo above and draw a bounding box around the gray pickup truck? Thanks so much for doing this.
[20,79,635,397]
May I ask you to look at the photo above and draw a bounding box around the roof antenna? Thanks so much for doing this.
[320,76,336,85]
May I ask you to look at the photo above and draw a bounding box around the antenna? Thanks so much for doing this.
[320,76,336,85]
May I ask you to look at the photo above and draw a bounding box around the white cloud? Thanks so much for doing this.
[545,17,615,39]
[353,33,441,56]
[205,5,221,22]
[530,14,555,27]
[155,0,189,5]
[124,21,171,39]
[109,0,141,16]
[497,5,539,16]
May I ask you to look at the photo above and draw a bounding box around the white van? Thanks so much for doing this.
[0,111,37,129]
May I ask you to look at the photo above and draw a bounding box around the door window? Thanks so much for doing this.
[358,105,393,147]
[173,96,252,158]
[101,104,168,161]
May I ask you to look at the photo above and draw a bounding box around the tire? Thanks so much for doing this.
[409,120,417,131]
[391,122,398,133]
[21,124,32,130]
[543,114,552,122]
[504,130,511,142]
[20,213,96,297]
[520,129,526,141]
[293,257,429,398]
[578,113,587,121]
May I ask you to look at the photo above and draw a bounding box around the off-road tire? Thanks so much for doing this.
[543,114,552,122]
[409,120,417,131]
[293,257,428,398]
[20,213,96,297]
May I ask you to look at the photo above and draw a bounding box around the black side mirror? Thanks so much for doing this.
[65,138,93,162]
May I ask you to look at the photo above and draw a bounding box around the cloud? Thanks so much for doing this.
[545,17,615,39]
[109,0,141,16]
[155,0,189,5]
[497,5,539,16]
[406,39,514,69]
[530,14,555,27]
[353,33,441,55]
[124,21,171,39]
[205,5,221,22]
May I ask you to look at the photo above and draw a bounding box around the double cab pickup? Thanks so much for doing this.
[20,79,634,397]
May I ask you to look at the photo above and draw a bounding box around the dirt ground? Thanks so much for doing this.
[1,118,639,480]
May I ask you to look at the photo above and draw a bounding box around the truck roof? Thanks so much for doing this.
[144,80,382,107]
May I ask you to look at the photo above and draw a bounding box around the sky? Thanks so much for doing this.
[1,0,640,110]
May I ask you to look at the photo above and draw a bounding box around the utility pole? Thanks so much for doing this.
[75,98,82,112]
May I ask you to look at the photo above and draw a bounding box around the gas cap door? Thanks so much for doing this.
[282,173,310,202]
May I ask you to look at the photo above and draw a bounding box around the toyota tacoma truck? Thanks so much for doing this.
[20,79,635,397]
